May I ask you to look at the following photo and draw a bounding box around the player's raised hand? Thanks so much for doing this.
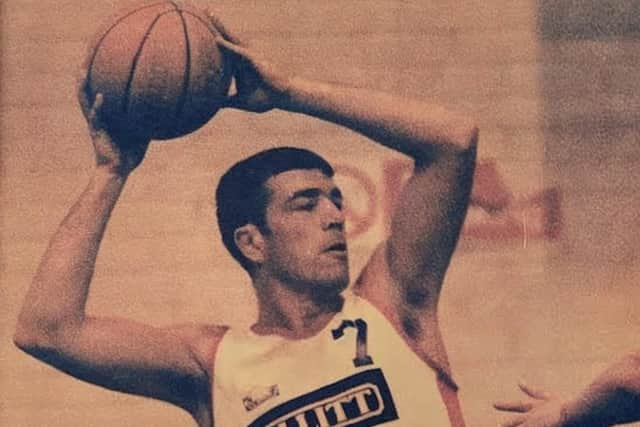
[77,72,150,176]
[494,381,570,427]
[213,33,291,113]
[204,11,287,113]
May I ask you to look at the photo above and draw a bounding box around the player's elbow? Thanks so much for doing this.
[13,327,47,358]
[455,122,479,152]
[13,315,78,357]
[13,334,68,370]
[468,124,480,148]
[618,352,640,394]
[446,123,478,174]
[431,122,479,165]
[14,322,53,356]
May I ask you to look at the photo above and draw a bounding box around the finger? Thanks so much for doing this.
[205,9,244,45]
[88,93,105,130]
[493,401,534,413]
[518,381,550,400]
[76,68,92,115]
[216,37,260,93]
[501,415,526,427]
[215,37,251,59]
[76,67,88,92]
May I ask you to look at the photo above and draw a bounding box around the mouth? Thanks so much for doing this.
[324,242,348,255]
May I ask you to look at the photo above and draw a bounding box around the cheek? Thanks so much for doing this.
[270,216,314,242]
[269,223,317,259]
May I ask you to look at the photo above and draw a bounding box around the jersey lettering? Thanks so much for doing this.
[247,369,399,427]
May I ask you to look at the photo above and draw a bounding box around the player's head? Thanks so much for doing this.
[216,147,349,292]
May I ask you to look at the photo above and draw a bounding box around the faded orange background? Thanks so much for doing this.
[1,1,639,426]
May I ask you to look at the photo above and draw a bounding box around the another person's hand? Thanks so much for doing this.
[77,74,150,176]
[494,382,570,427]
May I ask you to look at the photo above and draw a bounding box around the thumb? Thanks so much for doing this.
[216,37,250,60]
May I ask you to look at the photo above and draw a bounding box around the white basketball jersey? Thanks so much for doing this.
[213,292,457,427]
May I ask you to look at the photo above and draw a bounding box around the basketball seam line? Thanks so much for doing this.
[182,11,228,82]
[86,1,170,100]
[175,9,192,124]
[182,11,222,43]
[122,9,177,116]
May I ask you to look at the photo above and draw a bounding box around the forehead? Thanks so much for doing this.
[264,169,337,201]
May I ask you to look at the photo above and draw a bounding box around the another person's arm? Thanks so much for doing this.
[13,83,223,417]
[495,351,640,426]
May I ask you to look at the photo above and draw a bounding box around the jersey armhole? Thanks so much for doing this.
[210,326,232,380]
[348,289,460,392]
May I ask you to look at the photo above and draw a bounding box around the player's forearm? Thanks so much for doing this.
[14,167,128,349]
[562,352,640,426]
[282,76,478,164]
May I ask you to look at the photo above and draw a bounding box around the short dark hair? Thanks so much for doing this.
[215,147,334,272]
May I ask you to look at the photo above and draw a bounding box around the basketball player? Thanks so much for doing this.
[14,28,478,426]
[495,352,640,426]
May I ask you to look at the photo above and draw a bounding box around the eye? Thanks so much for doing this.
[293,197,318,211]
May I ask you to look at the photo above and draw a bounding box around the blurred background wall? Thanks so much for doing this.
[1,1,638,426]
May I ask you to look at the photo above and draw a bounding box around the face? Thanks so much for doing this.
[260,169,349,294]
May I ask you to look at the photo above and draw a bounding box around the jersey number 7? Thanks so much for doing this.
[331,319,374,367]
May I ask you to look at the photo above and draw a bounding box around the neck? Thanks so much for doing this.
[252,275,344,339]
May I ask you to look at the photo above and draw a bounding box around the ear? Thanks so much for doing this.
[234,224,266,265]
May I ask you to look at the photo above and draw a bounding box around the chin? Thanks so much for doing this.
[309,277,348,310]
[315,272,350,293]
[283,261,350,294]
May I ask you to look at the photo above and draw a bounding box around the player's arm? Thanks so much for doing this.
[286,82,477,310]
[215,34,477,303]
[13,86,221,416]
[495,351,640,427]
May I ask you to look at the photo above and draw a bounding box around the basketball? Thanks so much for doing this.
[85,1,232,140]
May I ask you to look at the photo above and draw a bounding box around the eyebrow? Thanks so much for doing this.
[289,188,321,201]
[288,187,343,202]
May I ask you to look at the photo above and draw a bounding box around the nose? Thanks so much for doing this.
[320,197,345,231]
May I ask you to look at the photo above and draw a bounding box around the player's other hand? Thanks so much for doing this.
[206,14,290,113]
[77,73,150,176]
[216,38,291,113]
[494,381,570,427]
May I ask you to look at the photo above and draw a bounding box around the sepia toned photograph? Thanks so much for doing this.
[1,1,639,426]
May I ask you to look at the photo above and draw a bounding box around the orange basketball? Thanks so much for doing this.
[85,1,231,140]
